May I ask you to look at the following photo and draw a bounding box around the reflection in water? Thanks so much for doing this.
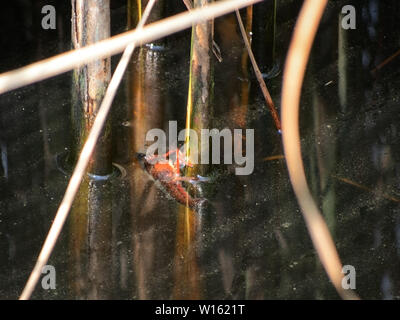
[68,178,89,298]
[3,0,400,299]
[68,177,113,299]
[173,206,202,299]
[129,46,166,299]
[86,179,113,298]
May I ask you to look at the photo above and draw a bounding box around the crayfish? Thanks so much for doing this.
[137,148,208,210]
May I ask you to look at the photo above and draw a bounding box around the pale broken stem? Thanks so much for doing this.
[19,0,157,300]
[235,9,281,132]
[0,0,261,95]
[281,0,359,299]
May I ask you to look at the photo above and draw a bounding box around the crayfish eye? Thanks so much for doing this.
[136,153,147,162]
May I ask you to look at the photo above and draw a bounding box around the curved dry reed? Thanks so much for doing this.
[281,0,359,300]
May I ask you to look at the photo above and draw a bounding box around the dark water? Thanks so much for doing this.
[1,0,400,299]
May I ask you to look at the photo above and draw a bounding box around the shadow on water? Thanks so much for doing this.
[1,0,400,299]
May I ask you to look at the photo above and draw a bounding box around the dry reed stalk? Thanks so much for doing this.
[0,0,261,95]
[235,9,281,131]
[19,0,157,300]
[281,0,359,300]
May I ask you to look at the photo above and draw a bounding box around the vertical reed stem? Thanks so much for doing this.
[71,0,112,176]
[185,0,214,175]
